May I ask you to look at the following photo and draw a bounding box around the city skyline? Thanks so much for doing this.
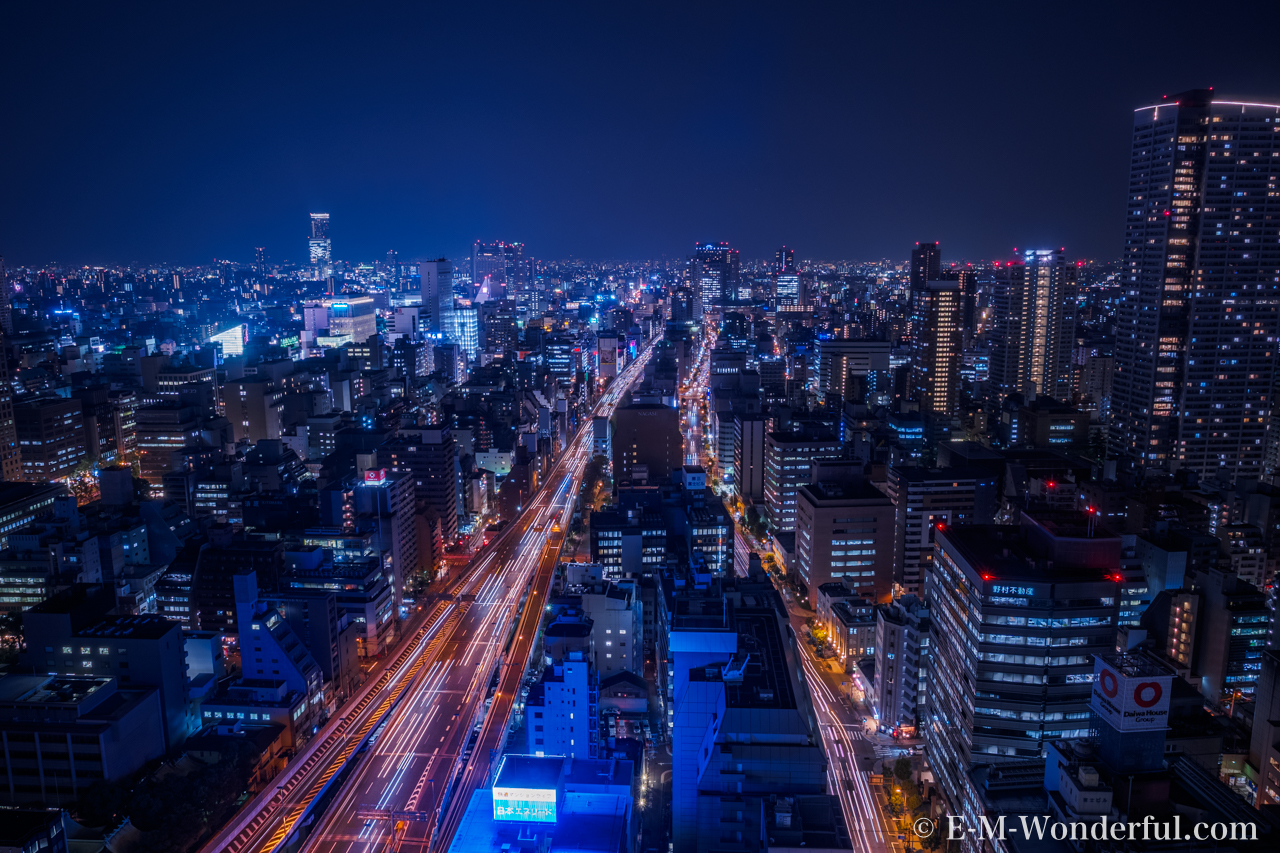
[3,3,1279,265]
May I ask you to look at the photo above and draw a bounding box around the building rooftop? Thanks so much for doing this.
[76,614,179,641]
[494,754,564,791]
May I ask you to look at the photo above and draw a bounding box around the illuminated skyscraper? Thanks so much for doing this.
[420,259,455,338]
[989,249,1077,402]
[1112,89,1280,485]
[911,280,962,416]
[308,213,332,266]
[691,242,740,308]
[909,241,941,291]
[471,241,526,293]
[773,246,801,308]
[0,255,10,335]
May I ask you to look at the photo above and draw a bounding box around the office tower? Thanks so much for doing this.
[1112,90,1280,485]
[762,427,842,531]
[385,248,400,289]
[910,242,941,290]
[0,332,17,482]
[910,280,962,415]
[611,403,681,485]
[815,339,890,405]
[588,506,668,576]
[377,427,459,544]
[926,512,1122,820]
[776,246,795,272]
[794,478,895,606]
[308,212,332,266]
[15,398,87,482]
[471,240,525,291]
[733,415,766,501]
[420,258,455,337]
[691,242,741,308]
[483,300,520,354]
[887,466,998,595]
[0,256,11,335]
[454,305,480,361]
[989,249,1078,401]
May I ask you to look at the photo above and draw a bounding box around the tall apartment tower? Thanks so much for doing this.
[910,241,941,290]
[308,213,332,266]
[910,280,963,416]
[691,242,740,308]
[989,249,1077,401]
[420,259,455,338]
[775,246,795,272]
[0,255,11,335]
[1112,89,1280,485]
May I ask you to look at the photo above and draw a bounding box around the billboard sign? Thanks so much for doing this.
[1090,657,1172,732]
[493,786,557,823]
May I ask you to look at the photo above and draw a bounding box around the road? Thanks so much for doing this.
[297,341,656,853]
[681,319,900,853]
[202,339,655,853]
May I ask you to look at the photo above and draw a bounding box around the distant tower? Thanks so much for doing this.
[309,213,332,267]
[254,246,266,268]
[691,242,741,308]
[910,242,941,291]
[989,249,1077,401]
[386,249,400,289]
[776,246,795,273]
[0,255,10,335]
[421,259,455,338]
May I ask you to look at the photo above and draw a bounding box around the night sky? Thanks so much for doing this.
[3,1,1279,267]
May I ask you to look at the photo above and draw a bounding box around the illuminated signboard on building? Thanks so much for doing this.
[363,469,387,485]
[492,785,557,823]
[1090,656,1173,732]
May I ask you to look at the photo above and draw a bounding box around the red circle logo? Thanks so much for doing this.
[1099,669,1119,698]
[1133,682,1162,708]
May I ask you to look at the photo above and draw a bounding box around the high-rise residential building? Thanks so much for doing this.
[691,242,740,308]
[420,258,455,338]
[794,478,895,606]
[910,241,941,291]
[0,256,11,335]
[926,512,1122,822]
[989,249,1078,401]
[1112,89,1280,485]
[308,213,332,266]
[887,466,998,596]
[910,280,962,416]
[762,428,842,531]
[873,595,930,730]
